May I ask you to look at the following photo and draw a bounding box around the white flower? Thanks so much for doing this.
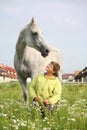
[0,113,7,117]
[68,118,76,122]
[0,105,4,109]
[13,119,17,123]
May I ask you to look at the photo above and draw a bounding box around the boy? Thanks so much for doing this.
[29,61,62,108]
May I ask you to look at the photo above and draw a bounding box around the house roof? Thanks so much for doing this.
[75,66,87,79]
[0,64,17,79]
[62,74,74,79]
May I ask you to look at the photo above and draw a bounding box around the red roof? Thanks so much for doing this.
[0,64,17,79]
[62,74,74,79]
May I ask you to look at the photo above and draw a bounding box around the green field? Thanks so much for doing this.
[0,82,87,130]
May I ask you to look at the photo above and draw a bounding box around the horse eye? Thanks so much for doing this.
[32,32,38,36]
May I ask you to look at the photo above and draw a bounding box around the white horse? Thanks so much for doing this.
[14,18,50,105]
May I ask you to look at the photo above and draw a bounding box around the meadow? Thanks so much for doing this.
[0,82,87,130]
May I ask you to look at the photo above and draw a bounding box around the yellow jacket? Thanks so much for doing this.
[29,74,62,104]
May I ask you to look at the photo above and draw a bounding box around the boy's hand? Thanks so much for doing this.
[33,97,40,102]
[43,100,49,105]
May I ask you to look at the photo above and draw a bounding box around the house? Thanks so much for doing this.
[0,64,17,83]
[75,67,87,82]
[62,73,74,83]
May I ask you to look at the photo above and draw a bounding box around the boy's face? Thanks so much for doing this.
[45,63,55,74]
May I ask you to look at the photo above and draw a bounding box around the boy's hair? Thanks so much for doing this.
[51,61,60,77]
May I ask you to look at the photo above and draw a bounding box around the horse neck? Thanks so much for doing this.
[16,38,26,60]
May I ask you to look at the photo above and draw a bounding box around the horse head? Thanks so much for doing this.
[22,18,50,57]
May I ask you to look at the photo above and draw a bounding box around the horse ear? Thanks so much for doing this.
[31,17,35,24]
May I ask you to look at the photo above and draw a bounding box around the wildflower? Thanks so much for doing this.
[68,118,76,122]
[0,105,4,109]
[13,119,17,123]
[43,127,51,130]
[0,113,7,117]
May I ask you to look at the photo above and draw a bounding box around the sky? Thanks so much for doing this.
[0,0,87,73]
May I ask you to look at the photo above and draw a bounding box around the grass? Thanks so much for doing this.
[0,82,87,130]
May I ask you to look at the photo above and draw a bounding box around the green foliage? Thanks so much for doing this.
[0,82,87,130]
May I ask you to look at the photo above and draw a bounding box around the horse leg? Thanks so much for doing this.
[18,76,29,105]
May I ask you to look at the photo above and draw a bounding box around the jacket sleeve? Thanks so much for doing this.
[29,76,37,99]
[48,80,62,104]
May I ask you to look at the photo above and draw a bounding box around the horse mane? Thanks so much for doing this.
[15,18,36,60]
[16,24,30,60]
